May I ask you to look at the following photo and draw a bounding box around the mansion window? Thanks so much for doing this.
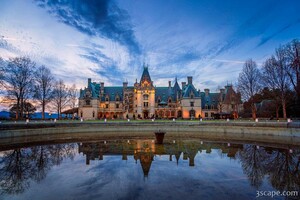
[116,97,120,101]
[190,94,194,99]
[158,99,161,103]
[211,105,214,109]
[168,99,172,103]
[105,97,109,101]
[92,111,95,118]
[205,112,208,117]
[144,102,149,107]
[205,105,208,109]
[190,102,194,107]
[86,100,90,105]
[143,94,149,100]
[116,104,119,108]
[106,104,109,108]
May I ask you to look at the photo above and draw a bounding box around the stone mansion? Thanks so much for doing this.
[78,66,242,120]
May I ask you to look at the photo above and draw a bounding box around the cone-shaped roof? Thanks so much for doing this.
[140,66,152,84]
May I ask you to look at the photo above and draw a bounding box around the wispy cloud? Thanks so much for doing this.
[34,0,141,55]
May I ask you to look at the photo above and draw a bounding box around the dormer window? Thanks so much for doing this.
[86,100,90,105]
[116,97,120,101]
[190,94,194,99]
[168,98,172,103]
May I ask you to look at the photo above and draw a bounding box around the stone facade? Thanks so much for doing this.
[78,66,242,120]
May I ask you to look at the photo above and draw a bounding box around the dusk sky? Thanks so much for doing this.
[1,0,300,91]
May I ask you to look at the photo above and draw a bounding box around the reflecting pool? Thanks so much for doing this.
[0,138,299,200]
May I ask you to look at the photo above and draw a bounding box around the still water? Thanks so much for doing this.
[0,138,299,200]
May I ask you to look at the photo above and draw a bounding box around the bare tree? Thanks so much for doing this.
[284,40,300,112]
[2,57,36,120]
[52,79,69,119]
[34,65,54,120]
[262,48,290,119]
[238,59,262,119]
[68,84,78,119]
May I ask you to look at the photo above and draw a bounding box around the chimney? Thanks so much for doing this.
[100,82,104,94]
[88,78,91,88]
[168,81,171,88]
[123,82,128,89]
[204,89,209,96]
[182,82,186,89]
[187,76,193,84]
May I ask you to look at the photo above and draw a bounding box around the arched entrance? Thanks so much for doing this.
[143,110,149,119]
[189,109,195,119]
[177,110,182,118]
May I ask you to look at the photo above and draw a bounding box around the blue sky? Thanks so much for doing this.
[0,0,300,91]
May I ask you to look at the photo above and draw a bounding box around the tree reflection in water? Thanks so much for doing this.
[0,144,76,195]
[238,145,300,192]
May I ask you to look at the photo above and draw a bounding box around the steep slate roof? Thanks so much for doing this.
[200,92,219,108]
[101,86,123,101]
[182,84,200,98]
[223,86,241,104]
[80,82,100,99]
[155,87,171,102]
[80,82,124,101]
[90,82,100,98]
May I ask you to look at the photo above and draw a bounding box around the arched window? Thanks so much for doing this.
[189,110,195,118]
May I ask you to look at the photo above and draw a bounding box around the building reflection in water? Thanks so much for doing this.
[78,140,244,177]
[0,140,299,197]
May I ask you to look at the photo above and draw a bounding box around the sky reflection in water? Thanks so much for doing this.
[0,139,299,200]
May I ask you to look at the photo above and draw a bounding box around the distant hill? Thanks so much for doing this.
[0,111,10,119]
[0,111,63,119]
